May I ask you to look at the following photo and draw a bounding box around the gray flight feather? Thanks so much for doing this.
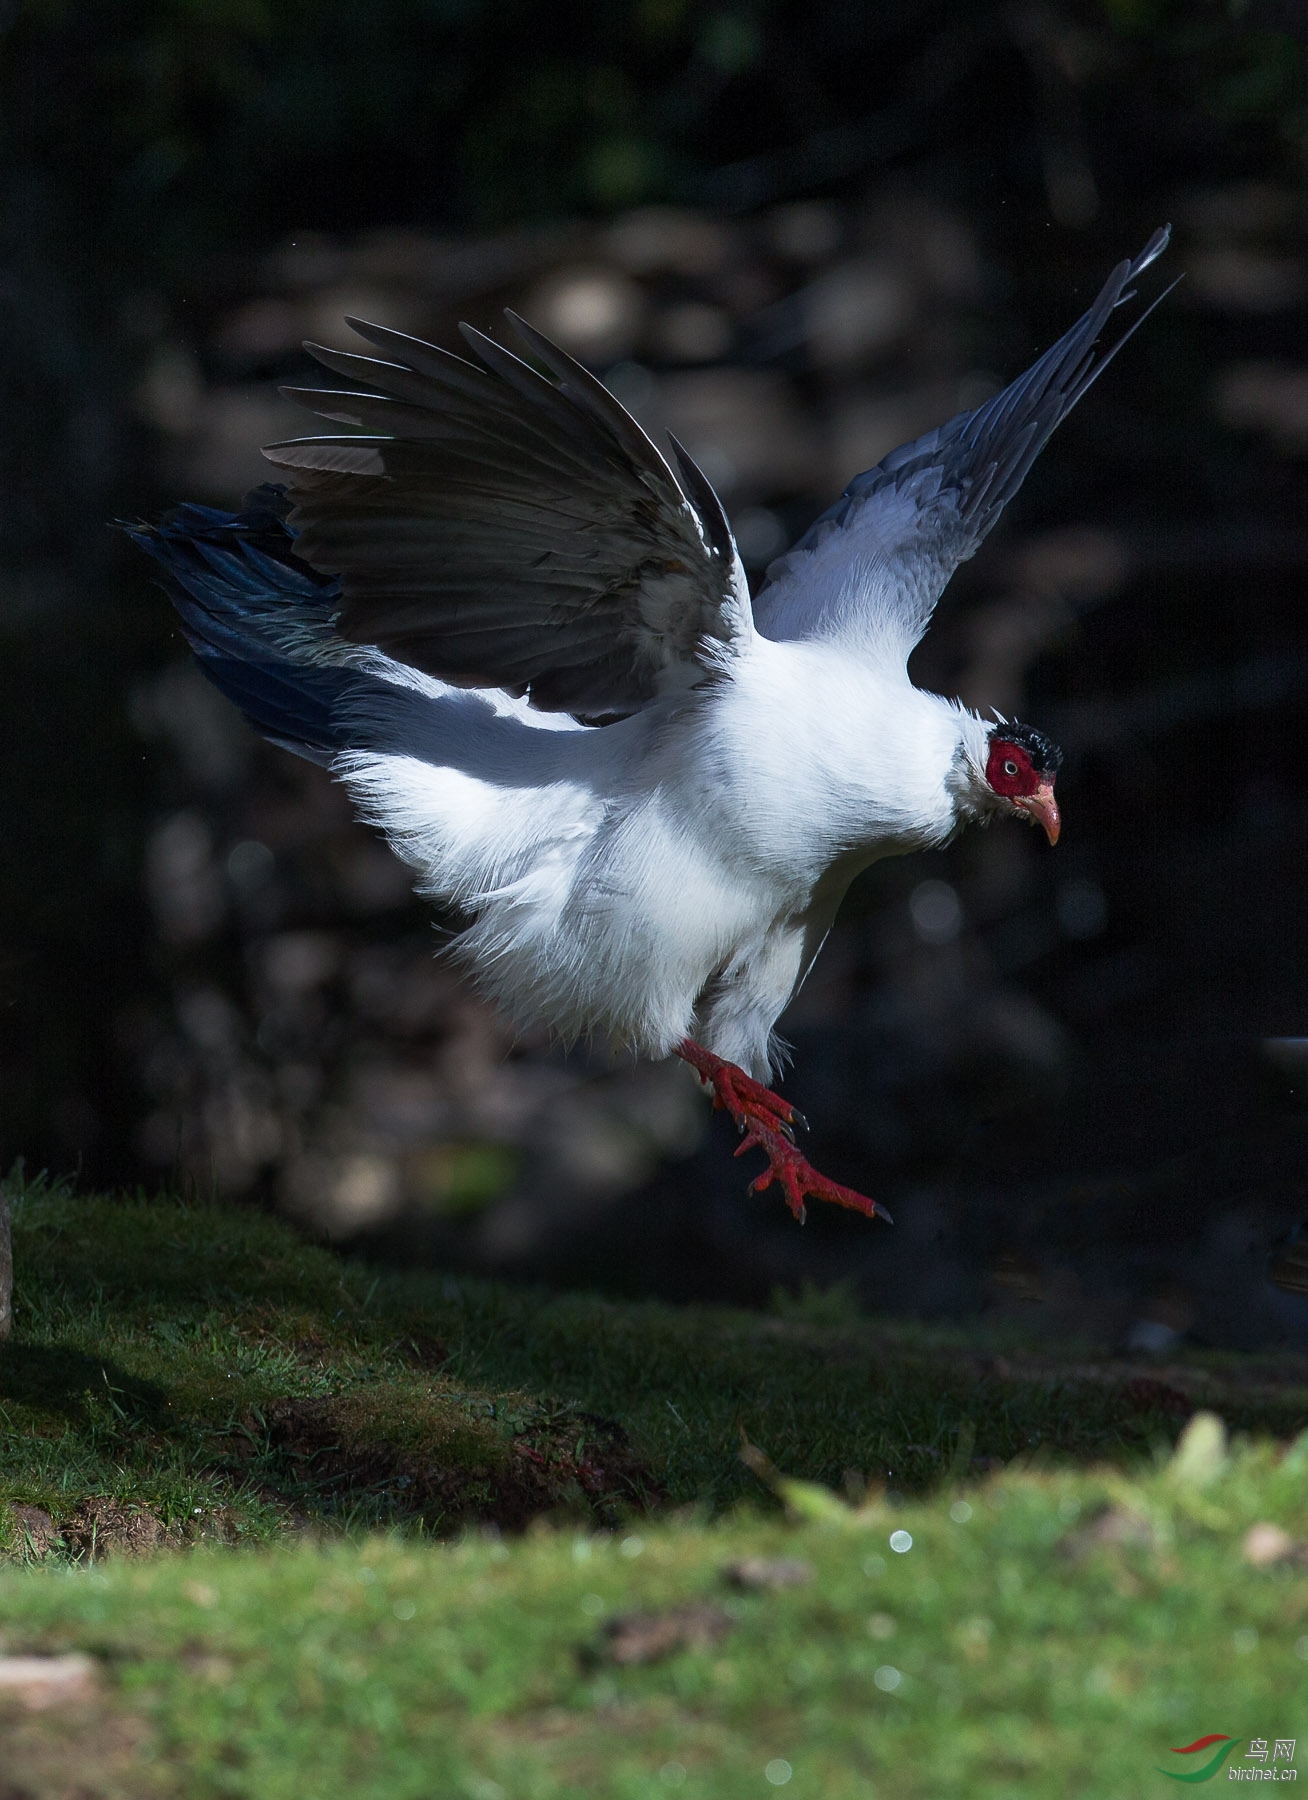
[752,226,1174,659]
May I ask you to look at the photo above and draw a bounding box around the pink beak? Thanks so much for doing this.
[1017,781,1061,846]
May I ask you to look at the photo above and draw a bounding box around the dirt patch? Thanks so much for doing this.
[5,1506,57,1555]
[722,1556,813,1591]
[5,1497,245,1565]
[392,1332,451,1371]
[0,1681,162,1800]
[0,1654,99,1711]
[596,1603,734,1667]
[1060,1504,1157,1560]
[262,1394,661,1532]
[61,1499,171,1560]
[961,1347,1308,1409]
[1119,1377,1194,1418]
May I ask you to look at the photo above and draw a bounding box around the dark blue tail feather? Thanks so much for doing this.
[126,484,358,766]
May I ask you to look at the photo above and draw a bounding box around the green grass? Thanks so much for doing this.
[2,1174,1308,1796]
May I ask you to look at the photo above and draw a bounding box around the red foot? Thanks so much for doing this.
[676,1039,892,1227]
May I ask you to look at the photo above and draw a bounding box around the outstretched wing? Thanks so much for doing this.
[752,227,1173,661]
[263,313,750,717]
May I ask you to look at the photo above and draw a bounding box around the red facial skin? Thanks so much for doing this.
[985,739,1061,845]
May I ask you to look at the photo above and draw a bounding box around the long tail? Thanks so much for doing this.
[125,483,362,766]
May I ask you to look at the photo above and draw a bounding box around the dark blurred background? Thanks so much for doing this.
[3,0,1308,1346]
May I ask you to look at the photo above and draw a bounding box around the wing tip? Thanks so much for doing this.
[1135,224,1172,273]
[666,431,736,565]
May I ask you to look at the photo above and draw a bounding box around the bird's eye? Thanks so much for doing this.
[1003,759,1018,777]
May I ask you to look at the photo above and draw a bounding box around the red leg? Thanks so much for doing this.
[676,1038,892,1227]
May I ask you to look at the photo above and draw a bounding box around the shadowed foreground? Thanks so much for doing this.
[1,1178,1306,1795]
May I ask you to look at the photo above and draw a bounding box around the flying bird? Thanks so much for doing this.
[131,226,1171,1225]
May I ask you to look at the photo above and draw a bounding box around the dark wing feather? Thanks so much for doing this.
[125,487,358,766]
[753,227,1174,658]
[263,315,750,715]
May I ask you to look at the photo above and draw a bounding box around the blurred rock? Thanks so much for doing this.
[766,201,843,264]
[0,1654,98,1711]
[1213,362,1308,450]
[1001,528,1130,604]
[731,505,789,566]
[211,295,309,364]
[909,880,963,946]
[1187,249,1306,313]
[652,301,734,363]
[134,343,204,435]
[605,208,734,277]
[655,368,819,497]
[523,265,645,362]
[1120,1318,1182,1355]
[1242,1522,1301,1567]
[284,1151,403,1235]
[260,932,340,996]
[178,385,307,500]
[145,812,225,944]
[131,663,253,793]
[1183,182,1308,241]
[801,256,915,364]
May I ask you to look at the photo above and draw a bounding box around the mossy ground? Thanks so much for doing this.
[1,1175,1307,1796]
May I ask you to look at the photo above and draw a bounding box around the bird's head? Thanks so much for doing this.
[982,720,1063,845]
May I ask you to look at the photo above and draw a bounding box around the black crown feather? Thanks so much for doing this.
[992,719,1063,776]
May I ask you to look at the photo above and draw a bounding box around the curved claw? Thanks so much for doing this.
[676,1039,890,1227]
[676,1044,888,1224]
[743,1116,892,1225]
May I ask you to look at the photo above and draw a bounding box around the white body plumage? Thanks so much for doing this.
[338,633,989,1079]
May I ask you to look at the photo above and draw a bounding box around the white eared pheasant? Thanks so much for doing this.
[131,227,1172,1225]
